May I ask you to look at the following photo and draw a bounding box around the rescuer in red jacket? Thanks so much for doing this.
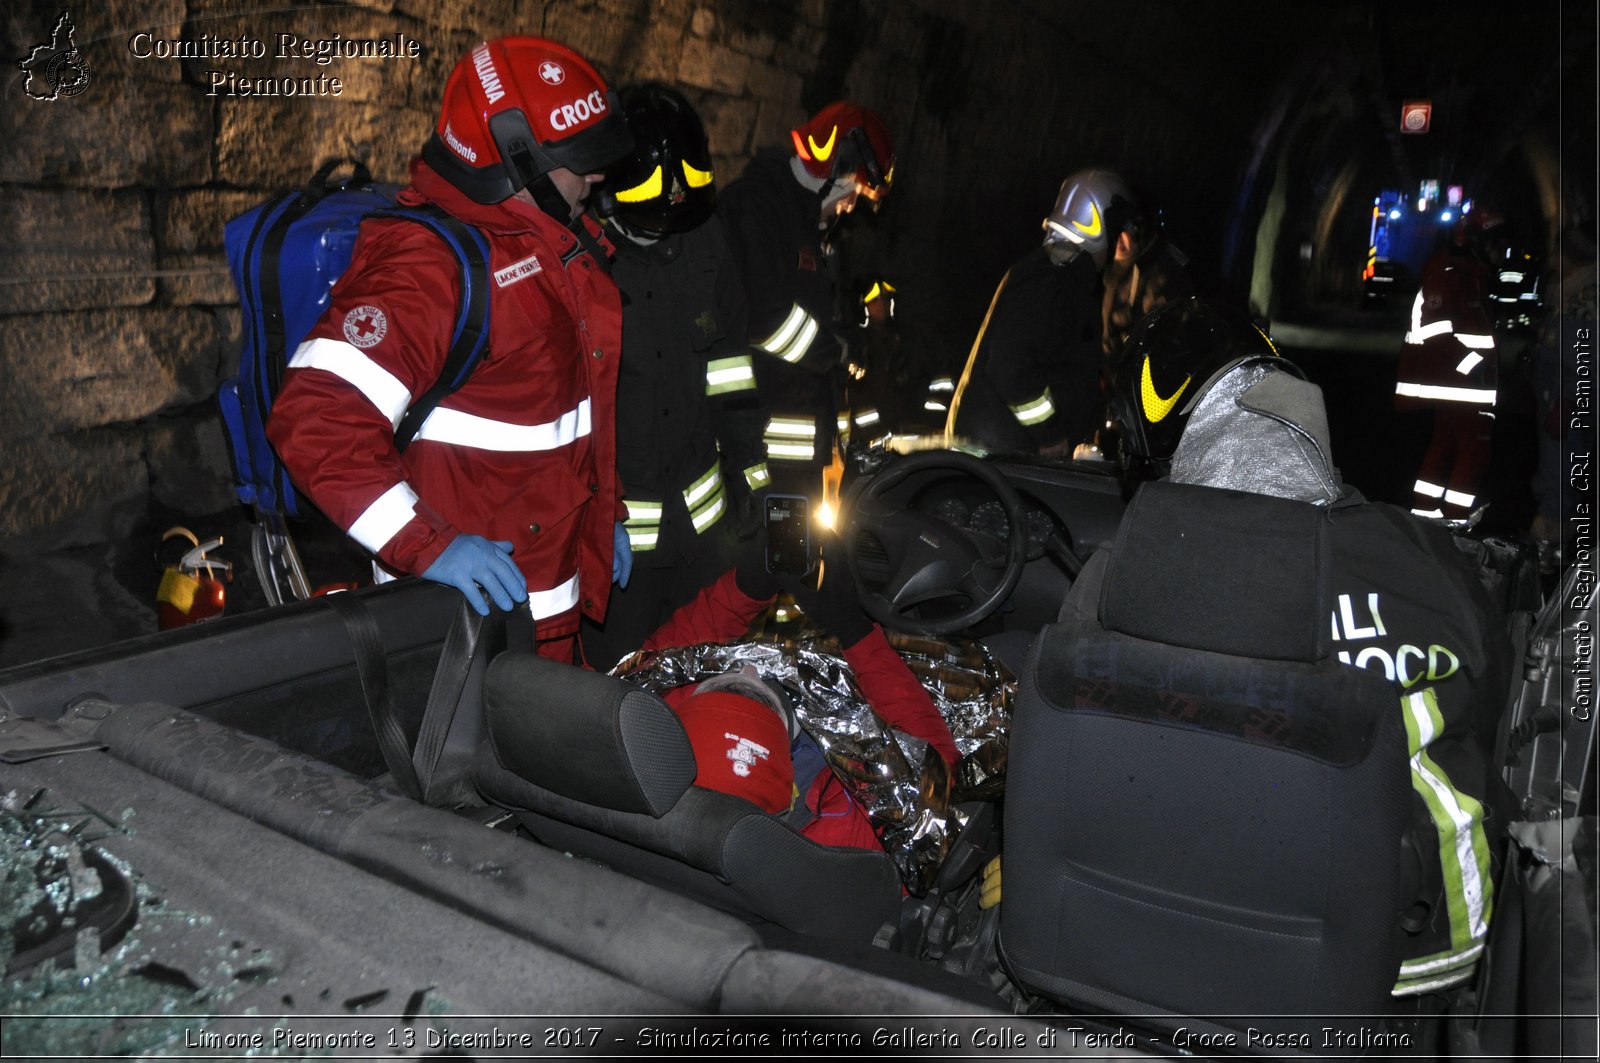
[267,37,635,661]
[638,545,960,853]
[1394,209,1507,521]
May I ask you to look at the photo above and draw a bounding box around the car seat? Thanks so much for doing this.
[472,652,904,943]
[1000,480,1412,1043]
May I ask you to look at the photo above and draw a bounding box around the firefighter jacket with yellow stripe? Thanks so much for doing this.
[1395,249,1498,411]
[1063,485,1511,998]
[1324,493,1512,997]
[267,159,625,640]
[718,149,846,469]
[950,246,1102,452]
[608,215,764,562]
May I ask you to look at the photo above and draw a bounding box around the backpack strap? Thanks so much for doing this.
[258,161,375,396]
[376,204,493,451]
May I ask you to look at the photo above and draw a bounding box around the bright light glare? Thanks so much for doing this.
[1389,209,1402,220]
[815,500,837,530]
[1439,210,1453,222]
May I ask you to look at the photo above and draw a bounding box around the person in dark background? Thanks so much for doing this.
[946,170,1192,458]
[717,101,897,499]
[580,84,765,670]
[1394,209,1507,522]
[265,36,635,662]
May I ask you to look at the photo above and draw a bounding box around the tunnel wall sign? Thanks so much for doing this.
[1401,100,1433,134]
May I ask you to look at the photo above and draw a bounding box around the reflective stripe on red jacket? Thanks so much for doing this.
[1395,250,1498,409]
[267,159,624,637]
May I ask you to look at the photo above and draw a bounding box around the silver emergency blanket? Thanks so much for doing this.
[614,632,1013,894]
[1171,362,1341,504]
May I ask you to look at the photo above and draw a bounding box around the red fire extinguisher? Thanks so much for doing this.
[155,526,232,629]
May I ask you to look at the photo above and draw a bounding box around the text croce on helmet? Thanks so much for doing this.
[596,84,717,238]
[422,36,633,220]
[1041,169,1145,265]
[791,101,896,205]
[1111,297,1295,467]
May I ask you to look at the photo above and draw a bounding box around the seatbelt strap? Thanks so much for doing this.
[321,592,423,800]
[411,600,535,804]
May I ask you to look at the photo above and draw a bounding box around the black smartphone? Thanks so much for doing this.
[764,494,813,575]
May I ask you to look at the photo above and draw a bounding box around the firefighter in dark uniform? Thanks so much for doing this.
[1395,209,1506,522]
[946,170,1190,457]
[581,84,765,670]
[1107,298,1511,1001]
[717,101,896,500]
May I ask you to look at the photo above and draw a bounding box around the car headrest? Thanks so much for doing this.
[1099,480,1331,662]
[483,652,695,817]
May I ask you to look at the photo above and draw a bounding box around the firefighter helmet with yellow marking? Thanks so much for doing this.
[1042,169,1143,265]
[790,101,895,203]
[597,83,717,237]
[1112,297,1291,464]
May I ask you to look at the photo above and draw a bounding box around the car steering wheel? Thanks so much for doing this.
[841,450,1029,636]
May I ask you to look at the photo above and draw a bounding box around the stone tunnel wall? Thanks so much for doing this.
[0,0,1298,555]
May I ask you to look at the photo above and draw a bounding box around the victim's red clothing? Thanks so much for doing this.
[642,570,959,850]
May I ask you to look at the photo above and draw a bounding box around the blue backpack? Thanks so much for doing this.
[218,159,492,519]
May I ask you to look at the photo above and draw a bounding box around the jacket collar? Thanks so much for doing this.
[402,158,614,257]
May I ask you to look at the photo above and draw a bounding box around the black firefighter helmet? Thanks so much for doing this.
[1111,297,1293,468]
[596,83,717,237]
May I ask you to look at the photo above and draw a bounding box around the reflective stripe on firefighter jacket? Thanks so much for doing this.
[1395,250,1498,409]
[1325,496,1510,996]
[267,159,624,639]
[719,149,845,469]
[622,458,730,552]
[607,216,760,559]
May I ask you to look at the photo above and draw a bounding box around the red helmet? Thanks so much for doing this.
[789,101,895,202]
[422,36,633,206]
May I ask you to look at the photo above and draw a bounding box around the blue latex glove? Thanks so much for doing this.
[421,534,527,616]
[613,520,633,589]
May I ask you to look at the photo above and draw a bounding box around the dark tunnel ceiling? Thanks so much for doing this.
[990,0,1590,308]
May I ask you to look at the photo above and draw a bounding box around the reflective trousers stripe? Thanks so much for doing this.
[1395,381,1497,405]
[744,463,772,491]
